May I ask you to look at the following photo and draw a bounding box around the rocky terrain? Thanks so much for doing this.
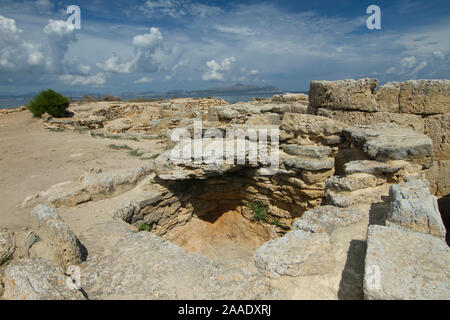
[0,80,448,300]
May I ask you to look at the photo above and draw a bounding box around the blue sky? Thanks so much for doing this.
[0,0,449,94]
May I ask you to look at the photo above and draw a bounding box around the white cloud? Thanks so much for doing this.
[213,25,255,36]
[411,61,428,74]
[98,27,166,74]
[202,56,235,81]
[401,56,417,68]
[59,73,107,86]
[433,51,445,59]
[134,76,154,84]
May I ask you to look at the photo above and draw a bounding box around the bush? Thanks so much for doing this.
[250,201,269,222]
[27,89,70,118]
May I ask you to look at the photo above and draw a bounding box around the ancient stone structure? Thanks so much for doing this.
[2,79,449,300]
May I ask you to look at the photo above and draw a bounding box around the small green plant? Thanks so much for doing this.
[129,148,144,157]
[138,223,149,232]
[27,89,70,118]
[250,201,269,222]
[271,218,281,227]
[108,144,132,150]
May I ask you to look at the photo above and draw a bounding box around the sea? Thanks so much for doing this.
[0,93,278,109]
[0,97,31,109]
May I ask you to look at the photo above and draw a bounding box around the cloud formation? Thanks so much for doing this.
[202,57,235,81]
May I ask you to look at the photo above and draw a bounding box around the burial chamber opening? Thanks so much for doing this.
[126,169,324,263]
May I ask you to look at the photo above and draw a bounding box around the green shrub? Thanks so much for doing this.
[138,223,149,232]
[250,201,269,222]
[27,89,70,118]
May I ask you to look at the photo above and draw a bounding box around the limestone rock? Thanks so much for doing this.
[272,93,308,102]
[281,113,347,141]
[3,258,85,300]
[344,124,433,165]
[30,205,82,268]
[80,221,276,299]
[0,226,15,265]
[387,179,446,240]
[283,155,335,171]
[399,80,450,115]
[375,82,400,113]
[325,173,385,192]
[344,160,422,176]
[424,113,449,159]
[309,79,379,112]
[364,225,450,300]
[292,205,364,234]
[317,109,424,133]
[282,145,331,158]
[253,230,334,279]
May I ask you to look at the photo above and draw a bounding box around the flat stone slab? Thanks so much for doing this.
[253,230,334,279]
[344,160,421,176]
[3,258,85,300]
[387,178,446,240]
[344,124,433,164]
[292,205,365,234]
[283,155,335,171]
[364,225,450,300]
[0,226,15,265]
[282,144,331,158]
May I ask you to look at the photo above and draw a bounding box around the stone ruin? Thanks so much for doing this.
[1,79,449,300]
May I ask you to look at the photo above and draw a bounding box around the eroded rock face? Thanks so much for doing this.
[309,79,379,112]
[364,225,450,300]
[399,80,450,115]
[3,258,85,300]
[343,124,433,166]
[0,226,15,265]
[253,230,334,279]
[387,179,446,240]
[29,205,82,268]
[292,205,364,234]
[79,221,278,299]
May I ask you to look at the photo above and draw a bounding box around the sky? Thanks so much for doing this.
[0,0,449,95]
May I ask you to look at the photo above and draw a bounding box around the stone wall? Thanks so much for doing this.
[309,79,449,196]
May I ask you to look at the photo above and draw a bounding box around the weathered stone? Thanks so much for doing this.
[104,118,132,132]
[317,109,424,133]
[253,230,334,279]
[3,258,85,300]
[375,82,401,113]
[30,205,82,268]
[309,79,379,112]
[292,205,364,234]
[281,113,347,141]
[246,113,281,126]
[0,226,15,265]
[424,113,449,159]
[344,160,422,176]
[426,160,450,196]
[300,168,335,185]
[399,80,450,115]
[325,184,388,208]
[326,173,385,192]
[283,155,335,171]
[282,144,331,158]
[387,179,446,240]
[344,124,433,165]
[364,225,450,300]
[79,221,277,299]
[272,93,308,102]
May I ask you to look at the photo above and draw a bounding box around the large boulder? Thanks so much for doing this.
[3,258,85,300]
[309,79,379,112]
[79,221,277,299]
[387,179,446,240]
[343,124,433,166]
[292,205,364,234]
[0,226,15,265]
[253,230,334,279]
[281,113,347,141]
[364,225,450,300]
[399,80,450,115]
[29,205,82,268]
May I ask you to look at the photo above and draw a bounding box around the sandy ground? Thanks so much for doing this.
[0,110,157,259]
